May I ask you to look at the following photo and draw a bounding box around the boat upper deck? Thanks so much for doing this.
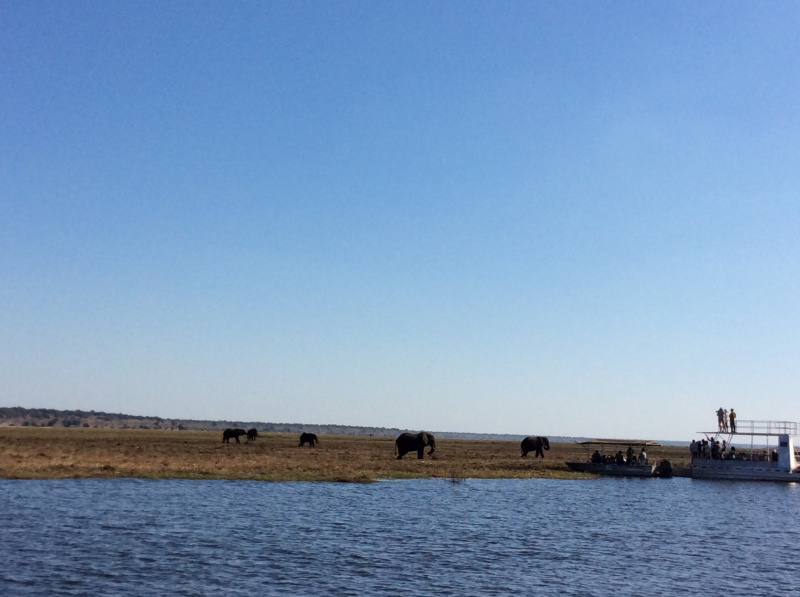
[702,420,800,437]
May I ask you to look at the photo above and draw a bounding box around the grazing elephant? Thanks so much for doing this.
[395,432,435,460]
[222,428,247,443]
[246,428,258,442]
[298,432,319,447]
[521,436,550,458]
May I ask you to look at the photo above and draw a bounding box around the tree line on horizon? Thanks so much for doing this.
[0,406,595,443]
[0,407,406,437]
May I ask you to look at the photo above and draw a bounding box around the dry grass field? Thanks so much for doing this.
[0,427,691,482]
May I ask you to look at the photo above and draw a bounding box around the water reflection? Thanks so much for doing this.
[2,478,799,595]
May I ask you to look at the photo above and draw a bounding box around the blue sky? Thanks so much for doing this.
[2,2,799,440]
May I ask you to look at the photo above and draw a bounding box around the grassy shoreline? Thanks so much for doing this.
[0,427,691,482]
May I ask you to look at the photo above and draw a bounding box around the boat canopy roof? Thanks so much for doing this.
[578,439,661,447]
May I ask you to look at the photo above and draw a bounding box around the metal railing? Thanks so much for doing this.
[732,420,800,436]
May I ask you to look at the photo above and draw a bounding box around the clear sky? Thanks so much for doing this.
[2,2,799,440]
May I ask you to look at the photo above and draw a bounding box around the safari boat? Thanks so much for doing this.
[566,439,662,477]
[675,420,800,482]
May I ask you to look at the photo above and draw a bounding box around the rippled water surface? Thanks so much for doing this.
[2,478,800,595]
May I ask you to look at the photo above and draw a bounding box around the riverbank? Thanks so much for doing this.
[0,427,691,482]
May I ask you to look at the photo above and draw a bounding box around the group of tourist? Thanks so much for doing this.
[690,438,737,461]
[715,407,737,432]
[590,445,648,465]
[686,409,743,461]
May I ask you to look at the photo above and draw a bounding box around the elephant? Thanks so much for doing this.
[298,432,319,447]
[222,428,247,443]
[395,432,435,460]
[521,436,550,458]
[246,428,258,442]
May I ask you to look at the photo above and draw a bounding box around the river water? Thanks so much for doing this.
[2,477,799,596]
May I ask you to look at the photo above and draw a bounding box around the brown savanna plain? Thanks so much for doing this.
[0,427,691,482]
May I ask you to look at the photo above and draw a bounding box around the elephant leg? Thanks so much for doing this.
[417,447,424,459]
[235,436,240,444]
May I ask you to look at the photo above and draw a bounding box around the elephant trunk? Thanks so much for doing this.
[427,437,435,455]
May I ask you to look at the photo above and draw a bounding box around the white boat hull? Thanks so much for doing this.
[566,462,656,477]
[677,460,800,482]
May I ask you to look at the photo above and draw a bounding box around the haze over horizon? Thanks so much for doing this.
[3,3,799,441]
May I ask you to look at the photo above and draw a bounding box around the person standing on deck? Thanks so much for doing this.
[723,409,729,432]
[716,407,725,431]
[689,440,699,461]
[729,409,737,433]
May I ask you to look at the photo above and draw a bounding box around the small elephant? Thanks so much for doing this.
[395,432,435,460]
[298,432,319,447]
[222,428,247,444]
[521,436,550,458]
[246,428,258,442]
